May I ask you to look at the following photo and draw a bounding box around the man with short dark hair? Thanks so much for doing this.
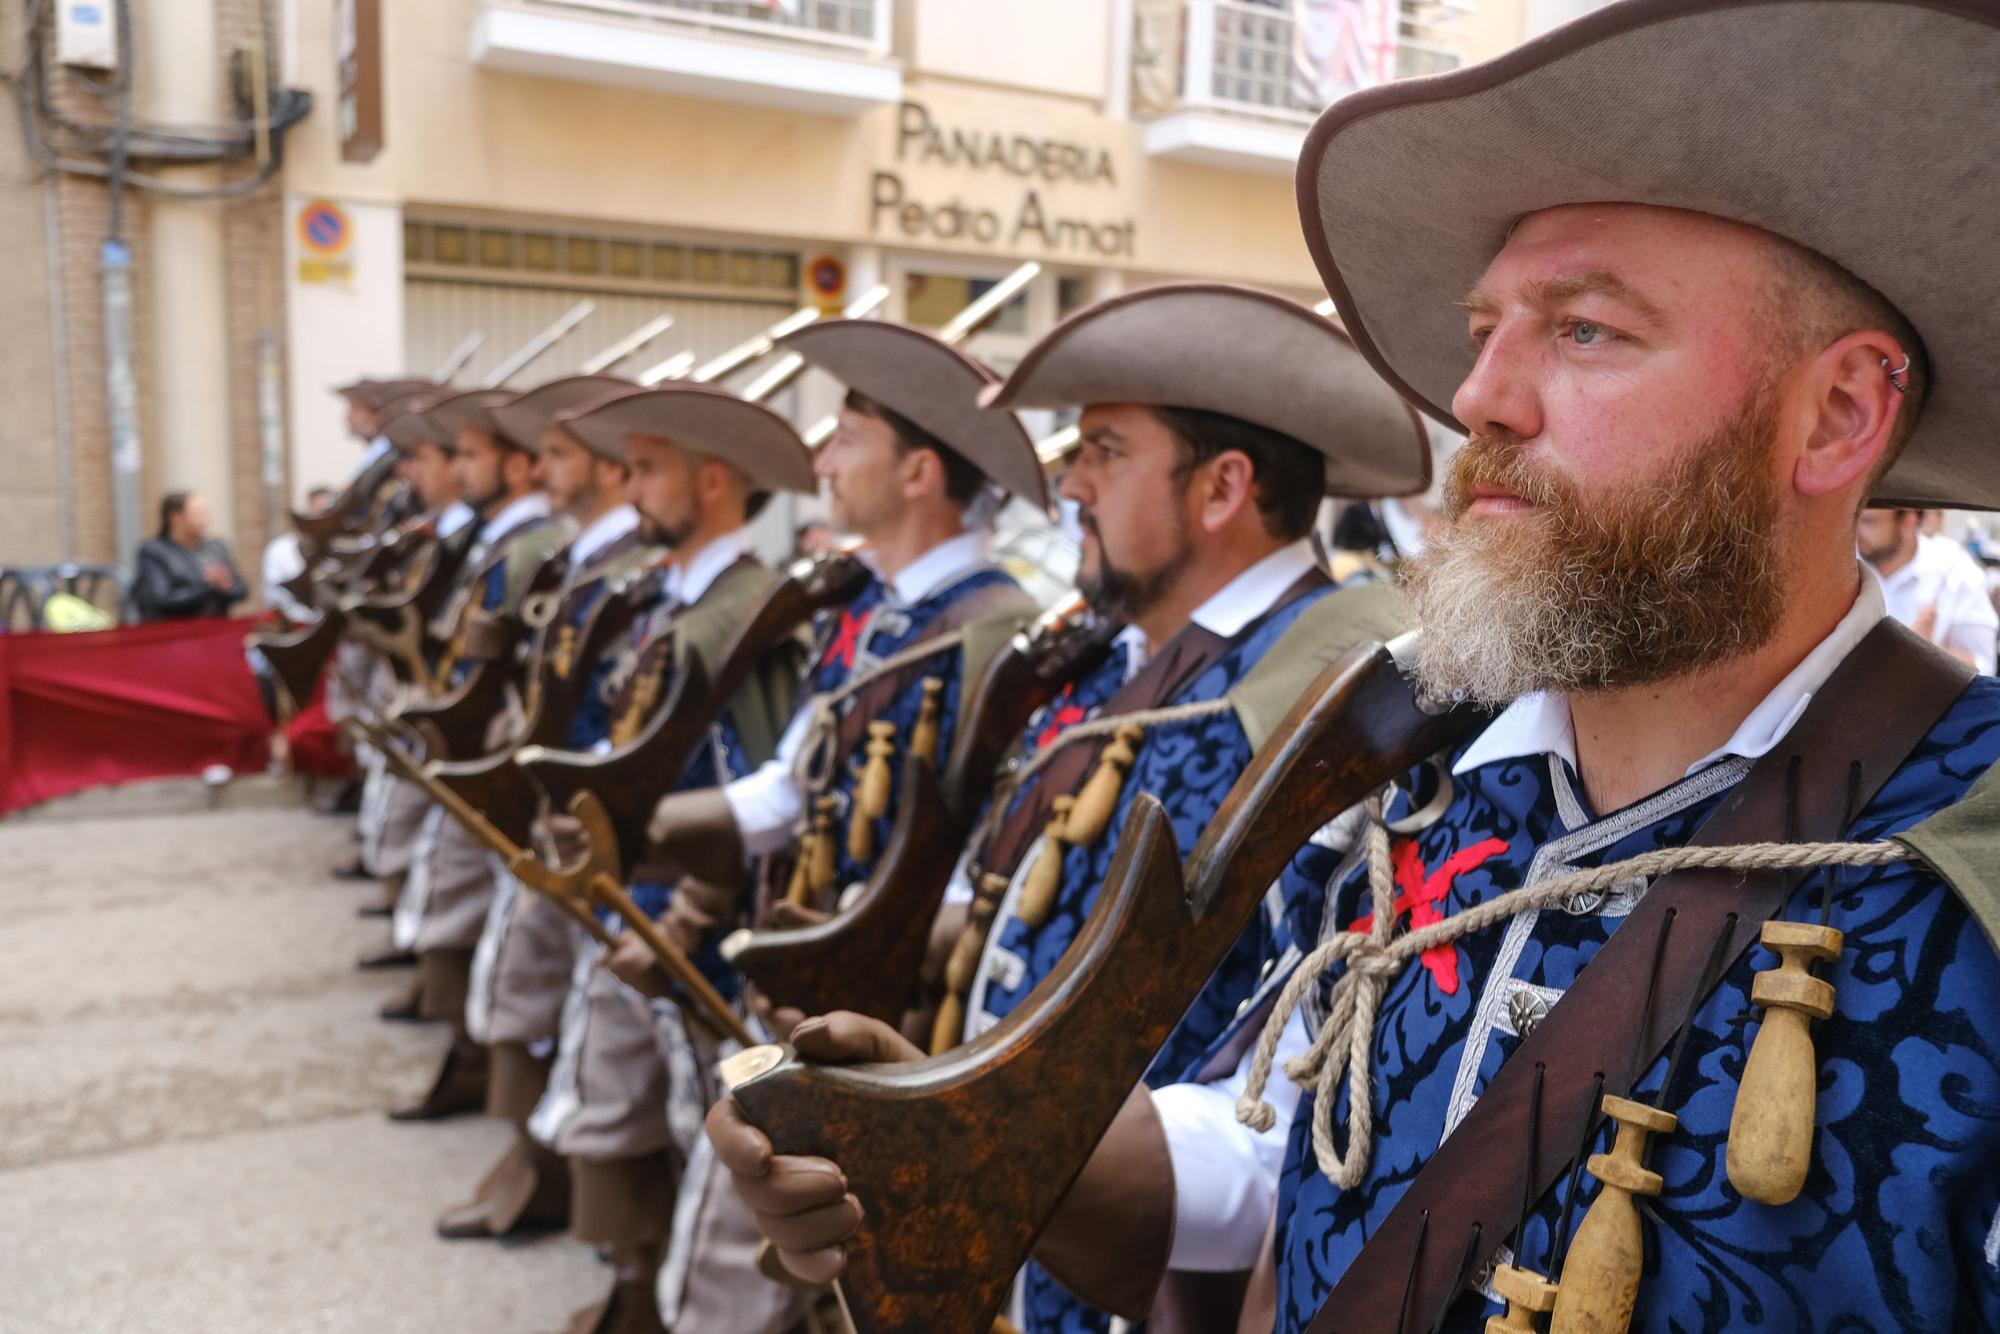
[1858,506,1997,673]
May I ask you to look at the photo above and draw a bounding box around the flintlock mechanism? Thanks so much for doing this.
[724,636,1480,1334]
[724,594,1117,1024]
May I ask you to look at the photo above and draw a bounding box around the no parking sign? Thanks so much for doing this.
[297,200,355,286]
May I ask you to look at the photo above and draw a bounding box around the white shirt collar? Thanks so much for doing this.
[480,490,552,539]
[571,504,638,567]
[662,529,747,606]
[1114,538,1321,673]
[436,501,476,537]
[880,530,992,607]
[362,436,392,466]
[1453,566,1889,779]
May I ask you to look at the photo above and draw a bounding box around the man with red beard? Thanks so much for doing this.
[708,1,2000,1330]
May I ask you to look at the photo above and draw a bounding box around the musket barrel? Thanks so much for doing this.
[483,299,597,387]
[580,313,675,375]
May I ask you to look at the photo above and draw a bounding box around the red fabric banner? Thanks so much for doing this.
[0,616,272,815]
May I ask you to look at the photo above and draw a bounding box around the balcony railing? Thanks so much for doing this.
[1134,0,1468,124]
[529,0,890,56]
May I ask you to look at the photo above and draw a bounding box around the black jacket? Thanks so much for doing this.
[132,536,248,621]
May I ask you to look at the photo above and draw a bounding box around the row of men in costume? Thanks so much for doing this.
[281,3,2000,1330]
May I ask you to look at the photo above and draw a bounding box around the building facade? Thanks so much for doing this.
[3,0,1535,586]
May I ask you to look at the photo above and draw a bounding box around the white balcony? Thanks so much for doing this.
[471,0,901,117]
[1135,0,1467,175]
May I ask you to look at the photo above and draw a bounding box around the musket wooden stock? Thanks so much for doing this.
[726,642,1480,1334]
[727,603,1116,1023]
[256,611,345,711]
[396,552,569,762]
[524,551,873,873]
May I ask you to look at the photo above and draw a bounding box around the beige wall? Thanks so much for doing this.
[906,0,1111,105]
[281,0,1324,291]
[0,8,66,566]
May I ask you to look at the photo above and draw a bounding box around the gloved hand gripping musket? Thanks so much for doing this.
[724,594,1119,1025]
[719,635,1482,1334]
[523,547,873,880]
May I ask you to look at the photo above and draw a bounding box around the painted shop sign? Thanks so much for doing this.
[871,101,1137,259]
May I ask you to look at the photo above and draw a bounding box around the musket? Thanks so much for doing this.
[520,548,874,878]
[393,546,573,763]
[427,563,668,851]
[580,314,675,375]
[483,300,597,388]
[723,595,1118,1024]
[342,526,474,691]
[689,306,823,385]
[256,611,346,712]
[293,448,399,559]
[435,332,485,383]
[738,285,892,404]
[722,636,1483,1334]
[346,709,751,1045]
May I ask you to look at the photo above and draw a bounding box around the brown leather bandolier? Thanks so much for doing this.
[1308,619,1974,1333]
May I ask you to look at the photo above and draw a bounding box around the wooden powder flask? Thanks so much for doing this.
[1548,1096,1676,1334]
[809,796,841,898]
[849,721,900,863]
[910,678,944,768]
[1486,1264,1560,1333]
[724,639,1480,1334]
[522,549,875,878]
[1015,797,1075,928]
[724,597,1118,1027]
[1726,919,1842,1204]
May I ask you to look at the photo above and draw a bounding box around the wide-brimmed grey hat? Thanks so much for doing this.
[379,394,452,456]
[778,320,1049,510]
[981,282,1431,499]
[423,389,521,454]
[340,376,434,411]
[1296,0,2000,511]
[488,375,636,458]
[557,384,816,494]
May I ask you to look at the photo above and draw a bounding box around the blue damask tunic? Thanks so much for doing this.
[1261,674,2000,1332]
[801,562,1027,890]
[968,554,1337,1334]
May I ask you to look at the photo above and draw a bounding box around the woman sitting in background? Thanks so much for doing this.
[132,491,247,622]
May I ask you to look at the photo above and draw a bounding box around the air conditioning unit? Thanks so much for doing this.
[57,0,120,72]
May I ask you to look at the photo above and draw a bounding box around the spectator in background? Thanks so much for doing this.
[263,485,337,625]
[132,491,247,622]
[1858,506,1998,673]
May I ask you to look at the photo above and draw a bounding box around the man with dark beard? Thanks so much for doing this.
[517,383,817,1334]
[703,283,1430,1334]
[709,3,2000,1331]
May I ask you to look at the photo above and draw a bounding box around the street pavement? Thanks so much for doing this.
[0,800,602,1332]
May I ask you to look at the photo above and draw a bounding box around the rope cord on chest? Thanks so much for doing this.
[1235,800,1912,1188]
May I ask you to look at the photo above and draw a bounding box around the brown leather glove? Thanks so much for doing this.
[706,1011,925,1284]
[600,929,671,1001]
[645,787,749,891]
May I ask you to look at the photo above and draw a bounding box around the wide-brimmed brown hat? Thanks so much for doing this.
[340,377,434,411]
[1296,0,2000,511]
[487,375,636,458]
[981,282,1431,499]
[379,394,452,456]
[557,384,816,494]
[424,389,521,454]
[778,320,1049,509]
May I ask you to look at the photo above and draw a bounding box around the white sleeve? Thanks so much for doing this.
[1151,1008,1311,1272]
[721,707,812,858]
[1939,565,1999,674]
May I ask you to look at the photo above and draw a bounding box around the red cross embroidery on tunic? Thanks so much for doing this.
[1034,698,1088,750]
[821,608,869,672]
[1348,836,1509,995]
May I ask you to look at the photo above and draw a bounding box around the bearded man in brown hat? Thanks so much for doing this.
[709,2,2000,1331]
